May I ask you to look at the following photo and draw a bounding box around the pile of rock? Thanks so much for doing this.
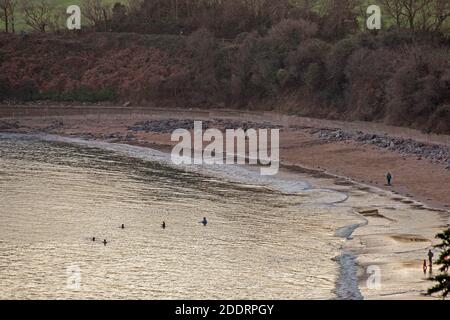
[308,128,450,168]
[127,119,283,134]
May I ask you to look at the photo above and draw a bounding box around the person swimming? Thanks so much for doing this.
[201,217,208,226]
[162,221,166,229]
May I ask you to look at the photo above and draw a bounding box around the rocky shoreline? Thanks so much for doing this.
[127,118,283,133]
[304,127,450,169]
[2,118,449,170]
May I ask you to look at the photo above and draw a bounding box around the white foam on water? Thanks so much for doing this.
[32,133,350,204]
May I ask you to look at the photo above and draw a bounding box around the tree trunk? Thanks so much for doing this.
[3,8,9,33]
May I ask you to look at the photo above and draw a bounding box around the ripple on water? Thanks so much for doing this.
[0,133,358,299]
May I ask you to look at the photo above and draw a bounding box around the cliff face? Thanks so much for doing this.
[0,31,449,134]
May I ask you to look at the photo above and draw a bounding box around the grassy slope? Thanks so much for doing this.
[3,0,449,33]
[1,0,119,32]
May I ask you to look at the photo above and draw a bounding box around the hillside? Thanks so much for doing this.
[1,29,449,134]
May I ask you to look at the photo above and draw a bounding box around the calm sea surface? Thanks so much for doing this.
[0,133,357,299]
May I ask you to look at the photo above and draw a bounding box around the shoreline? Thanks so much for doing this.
[0,131,365,299]
[1,105,449,209]
[1,106,449,299]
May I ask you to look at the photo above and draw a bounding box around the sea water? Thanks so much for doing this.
[0,133,360,299]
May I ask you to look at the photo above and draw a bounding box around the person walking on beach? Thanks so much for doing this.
[103,239,108,246]
[121,224,125,229]
[386,172,392,186]
[162,221,166,230]
[428,249,434,269]
[201,217,208,226]
[423,260,427,274]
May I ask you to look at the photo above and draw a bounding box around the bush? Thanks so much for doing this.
[41,87,117,102]
[185,28,220,103]
[386,47,449,129]
[287,39,331,82]
[267,19,318,56]
[12,78,39,101]
[0,76,11,100]
[426,105,450,134]
[344,48,397,120]
[304,63,325,90]
[276,68,289,87]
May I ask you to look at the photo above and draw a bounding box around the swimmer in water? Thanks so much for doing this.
[201,217,208,226]
[162,221,166,229]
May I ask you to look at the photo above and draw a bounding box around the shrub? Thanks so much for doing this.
[344,48,397,120]
[186,28,219,100]
[276,68,289,87]
[287,39,331,82]
[324,37,360,107]
[12,78,39,101]
[386,47,449,129]
[39,87,116,102]
[0,76,11,100]
[304,63,325,90]
[267,19,318,57]
[426,105,450,134]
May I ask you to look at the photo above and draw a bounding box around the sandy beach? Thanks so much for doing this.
[1,105,449,299]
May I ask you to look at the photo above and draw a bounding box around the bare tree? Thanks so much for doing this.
[416,0,450,31]
[0,0,17,33]
[381,0,449,32]
[400,0,434,31]
[21,0,52,32]
[82,0,111,31]
[380,0,405,27]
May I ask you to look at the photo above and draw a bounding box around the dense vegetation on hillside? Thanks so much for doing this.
[0,0,449,133]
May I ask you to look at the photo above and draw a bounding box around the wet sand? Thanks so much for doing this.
[1,105,449,299]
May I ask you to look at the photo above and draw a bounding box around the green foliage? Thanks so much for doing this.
[303,63,324,89]
[276,68,289,86]
[428,228,450,298]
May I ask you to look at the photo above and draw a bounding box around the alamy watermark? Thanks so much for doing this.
[66,5,81,30]
[64,4,383,31]
[66,264,81,290]
[366,265,382,290]
[170,121,280,176]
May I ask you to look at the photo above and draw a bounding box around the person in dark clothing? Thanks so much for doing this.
[92,237,96,242]
[162,221,166,229]
[121,224,125,229]
[428,249,434,269]
[386,172,392,186]
[423,259,427,274]
[201,217,208,226]
[103,239,108,246]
